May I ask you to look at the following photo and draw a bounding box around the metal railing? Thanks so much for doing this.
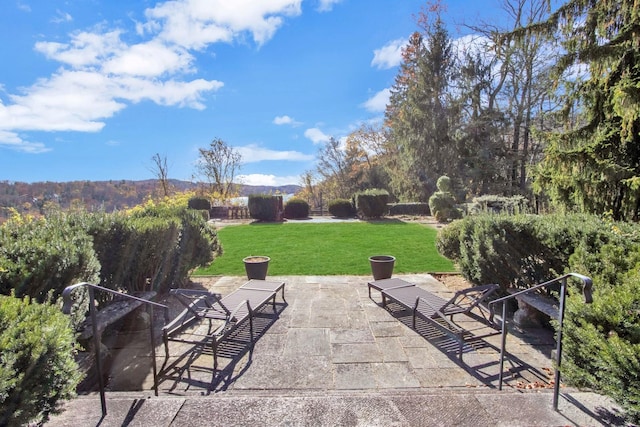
[488,273,593,411]
[62,282,169,417]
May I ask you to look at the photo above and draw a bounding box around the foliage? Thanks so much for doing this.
[283,198,309,219]
[196,222,455,276]
[248,194,282,222]
[522,0,640,220]
[428,176,462,222]
[468,195,530,215]
[563,227,640,423]
[384,8,457,202]
[0,295,81,426]
[187,196,211,211]
[328,199,356,218]
[355,189,389,219]
[195,137,242,202]
[387,202,430,216]
[436,213,621,288]
[0,211,100,303]
[435,211,640,421]
[88,201,217,295]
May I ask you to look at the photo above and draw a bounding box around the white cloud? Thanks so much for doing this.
[103,40,195,77]
[371,38,405,69]
[237,144,314,163]
[316,0,342,12]
[304,127,331,144]
[273,115,301,126]
[144,0,303,49]
[51,9,73,24]
[35,30,126,68]
[237,173,301,186]
[361,88,390,113]
[0,131,50,153]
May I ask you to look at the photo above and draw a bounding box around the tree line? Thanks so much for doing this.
[300,0,640,221]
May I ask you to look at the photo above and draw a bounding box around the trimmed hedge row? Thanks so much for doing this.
[283,198,309,219]
[328,199,356,218]
[437,213,640,422]
[387,202,430,216]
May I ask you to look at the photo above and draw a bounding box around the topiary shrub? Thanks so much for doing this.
[328,199,356,218]
[428,176,462,223]
[248,194,280,221]
[355,189,389,219]
[0,295,81,426]
[187,196,211,211]
[283,198,309,219]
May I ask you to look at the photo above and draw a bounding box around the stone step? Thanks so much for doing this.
[47,388,622,426]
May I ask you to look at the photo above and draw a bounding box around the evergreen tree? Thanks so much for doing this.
[384,9,457,202]
[526,0,640,220]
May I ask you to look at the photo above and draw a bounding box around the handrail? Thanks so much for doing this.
[62,282,169,418]
[488,273,593,411]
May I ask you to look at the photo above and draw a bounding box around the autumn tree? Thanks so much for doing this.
[149,153,172,197]
[523,0,640,220]
[195,138,242,203]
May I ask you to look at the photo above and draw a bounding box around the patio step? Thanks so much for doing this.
[47,388,622,426]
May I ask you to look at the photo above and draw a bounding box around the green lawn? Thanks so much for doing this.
[194,221,456,276]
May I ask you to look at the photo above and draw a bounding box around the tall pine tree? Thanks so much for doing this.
[527,0,640,220]
[384,9,456,202]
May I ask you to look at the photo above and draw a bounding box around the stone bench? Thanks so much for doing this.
[78,291,157,350]
[508,288,559,328]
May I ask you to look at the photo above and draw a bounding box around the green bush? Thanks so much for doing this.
[355,189,389,219]
[436,212,640,422]
[187,196,211,211]
[248,194,281,221]
[428,176,461,223]
[0,212,100,303]
[328,199,356,218]
[87,206,217,295]
[387,202,430,216]
[283,198,309,219]
[0,295,81,426]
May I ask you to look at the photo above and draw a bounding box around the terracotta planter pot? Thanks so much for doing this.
[369,255,395,280]
[243,256,270,280]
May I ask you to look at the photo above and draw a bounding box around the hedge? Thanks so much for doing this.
[354,189,389,219]
[328,199,356,218]
[0,295,81,426]
[436,213,640,422]
[283,198,309,219]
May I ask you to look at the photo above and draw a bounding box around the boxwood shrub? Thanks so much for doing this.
[248,194,280,221]
[387,202,430,216]
[283,198,309,219]
[328,199,356,218]
[0,295,81,426]
[355,189,389,219]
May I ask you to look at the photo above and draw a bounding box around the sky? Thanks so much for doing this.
[0,0,498,186]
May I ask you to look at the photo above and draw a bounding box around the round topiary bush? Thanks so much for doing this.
[0,295,81,426]
[283,198,309,219]
[328,199,356,218]
[187,196,211,211]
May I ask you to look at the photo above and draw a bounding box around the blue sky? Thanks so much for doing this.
[0,0,496,186]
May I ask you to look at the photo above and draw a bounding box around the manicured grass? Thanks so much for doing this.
[194,221,456,276]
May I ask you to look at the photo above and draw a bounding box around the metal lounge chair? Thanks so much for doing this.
[368,278,499,360]
[163,280,285,370]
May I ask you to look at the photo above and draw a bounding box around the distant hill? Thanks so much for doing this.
[0,179,301,219]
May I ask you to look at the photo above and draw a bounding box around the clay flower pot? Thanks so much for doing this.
[369,255,396,280]
[243,256,270,280]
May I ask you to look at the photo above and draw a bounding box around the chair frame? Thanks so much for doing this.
[163,280,285,370]
[368,278,499,360]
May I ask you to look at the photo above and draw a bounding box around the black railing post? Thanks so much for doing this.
[552,277,568,410]
[498,302,508,390]
[148,305,159,397]
[88,286,107,417]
